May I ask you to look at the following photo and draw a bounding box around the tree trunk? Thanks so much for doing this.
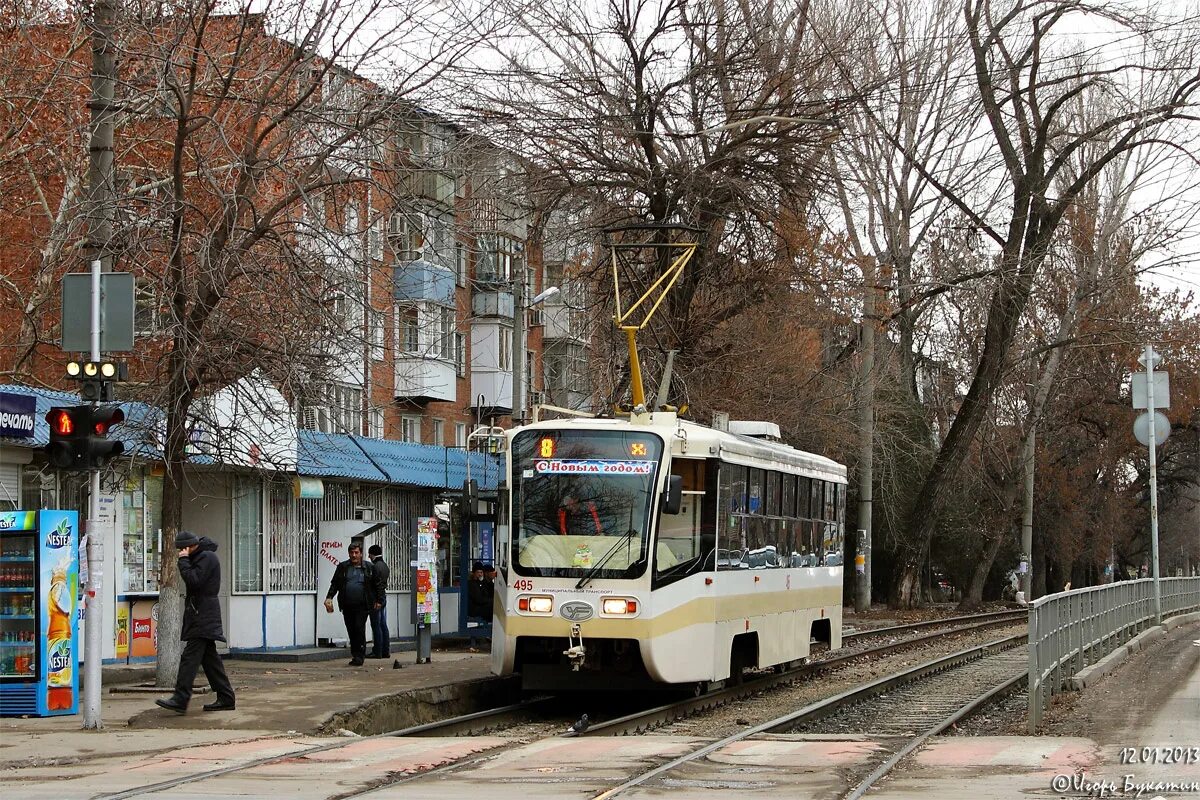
[154,370,195,688]
[960,525,1010,610]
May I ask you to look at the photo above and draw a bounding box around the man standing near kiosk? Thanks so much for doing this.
[324,542,383,666]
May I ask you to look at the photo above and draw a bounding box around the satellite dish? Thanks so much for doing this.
[1133,411,1170,447]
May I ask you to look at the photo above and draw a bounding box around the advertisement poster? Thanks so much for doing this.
[115,606,130,660]
[38,510,78,715]
[129,599,158,658]
[415,517,439,624]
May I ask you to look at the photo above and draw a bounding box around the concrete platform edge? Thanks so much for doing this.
[1068,610,1199,690]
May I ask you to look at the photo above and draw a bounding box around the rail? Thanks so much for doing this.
[1027,576,1200,731]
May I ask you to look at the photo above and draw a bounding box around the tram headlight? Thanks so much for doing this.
[602,598,638,615]
[525,595,553,614]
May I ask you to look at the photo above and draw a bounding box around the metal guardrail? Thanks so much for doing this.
[1027,576,1200,731]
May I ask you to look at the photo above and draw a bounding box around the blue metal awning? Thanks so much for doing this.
[297,430,499,490]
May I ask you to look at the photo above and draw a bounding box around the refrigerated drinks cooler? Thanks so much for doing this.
[0,510,79,717]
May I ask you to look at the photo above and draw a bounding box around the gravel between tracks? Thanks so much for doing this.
[651,623,1028,739]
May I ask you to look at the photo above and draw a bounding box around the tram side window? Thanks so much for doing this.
[718,463,747,570]
[655,458,716,586]
[782,474,796,519]
[797,477,811,518]
[747,468,764,515]
[765,471,779,517]
[726,464,747,514]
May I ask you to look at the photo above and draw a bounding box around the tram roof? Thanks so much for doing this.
[512,413,847,483]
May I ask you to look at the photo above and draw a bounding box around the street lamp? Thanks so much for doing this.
[513,281,560,426]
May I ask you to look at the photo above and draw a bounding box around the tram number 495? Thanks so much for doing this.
[513,579,535,591]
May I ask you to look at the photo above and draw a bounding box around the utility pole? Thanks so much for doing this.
[82,0,118,730]
[511,258,526,425]
[1019,426,1035,602]
[854,259,875,613]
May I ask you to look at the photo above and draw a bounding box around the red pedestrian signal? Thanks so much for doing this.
[45,406,88,469]
[49,409,75,436]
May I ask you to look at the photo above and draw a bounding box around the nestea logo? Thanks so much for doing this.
[45,518,72,549]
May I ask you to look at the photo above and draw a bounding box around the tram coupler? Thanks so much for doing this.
[563,623,586,671]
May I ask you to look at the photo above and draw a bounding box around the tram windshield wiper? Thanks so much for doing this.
[575,528,640,590]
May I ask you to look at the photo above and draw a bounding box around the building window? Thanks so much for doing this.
[368,217,384,261]
[498,327,512,371]
[369,309,384,361]
[455,242,467,287]
[328,384,363,435]
[233,478,264,592]
[455,423,467,447]
[455,332,466,376]
[401,415,421,443]
[134,280,168,335]
[267,482,317,591]
[437,306,455,360]
[397,305,420,354]
[432,418,445,446]
[368,406,384,438]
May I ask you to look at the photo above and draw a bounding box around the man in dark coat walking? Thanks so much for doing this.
[156,531,236,713]
[367,544,390,659]
[324,542,384,665]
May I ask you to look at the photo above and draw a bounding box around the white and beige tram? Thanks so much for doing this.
[490,408,847,692]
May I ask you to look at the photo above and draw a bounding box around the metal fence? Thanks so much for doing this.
[1027,576,1200,731]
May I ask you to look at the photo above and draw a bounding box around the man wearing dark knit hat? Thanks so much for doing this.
[155,530,236,714]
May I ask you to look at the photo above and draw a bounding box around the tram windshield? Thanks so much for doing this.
[510,429,664,579]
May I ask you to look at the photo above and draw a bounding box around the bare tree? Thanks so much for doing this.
[853,0,1200,606]
[460,0,850,399]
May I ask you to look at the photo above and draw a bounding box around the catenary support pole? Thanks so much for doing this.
[82,0,118,731]
[1020,426,1035,603]
[512,260,526,425]
[1145,345,1162,624]
[854,259,875,613]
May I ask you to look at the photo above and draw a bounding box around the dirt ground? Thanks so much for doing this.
[843,601,1019,630]
[956,620,1200,739]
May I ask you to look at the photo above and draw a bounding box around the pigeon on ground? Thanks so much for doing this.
[567,713,590,734]
[393,659,403,669]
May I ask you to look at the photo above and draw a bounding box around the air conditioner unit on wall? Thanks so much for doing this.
[529,391,546,407]
[527,309,544,327]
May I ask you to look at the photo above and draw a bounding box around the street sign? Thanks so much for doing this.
[1131,371,1170,409]
[1133,411,1170,447]
[61,272,135,352]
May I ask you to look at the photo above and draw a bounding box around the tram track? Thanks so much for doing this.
[588,633,1029,800]
[87,610,1026,800]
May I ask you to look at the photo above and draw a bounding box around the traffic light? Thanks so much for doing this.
[45,406,88,469]
[44,405,125,470]
[87,406,125,467]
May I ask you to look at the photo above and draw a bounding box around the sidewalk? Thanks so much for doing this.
[0,645,498,769]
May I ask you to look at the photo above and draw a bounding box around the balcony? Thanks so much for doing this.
[472,290,514,319]
[394,357,456,403]
[394,261,455,305]
[469,321,513,412]
[542,301,586,342]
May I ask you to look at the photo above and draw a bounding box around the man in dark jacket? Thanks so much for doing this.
[367,544,390,659]
[324,542,384,665]
[156,531,236,713]
[466,561,494,651]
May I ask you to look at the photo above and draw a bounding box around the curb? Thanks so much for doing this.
[1068,611,1199,690]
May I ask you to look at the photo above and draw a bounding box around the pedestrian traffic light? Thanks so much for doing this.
[45,406,89,469]
[44,405,125,470]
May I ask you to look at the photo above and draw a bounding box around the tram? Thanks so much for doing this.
[490,409,847,692]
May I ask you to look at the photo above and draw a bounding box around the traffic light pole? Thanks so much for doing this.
[82,259,104,730]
